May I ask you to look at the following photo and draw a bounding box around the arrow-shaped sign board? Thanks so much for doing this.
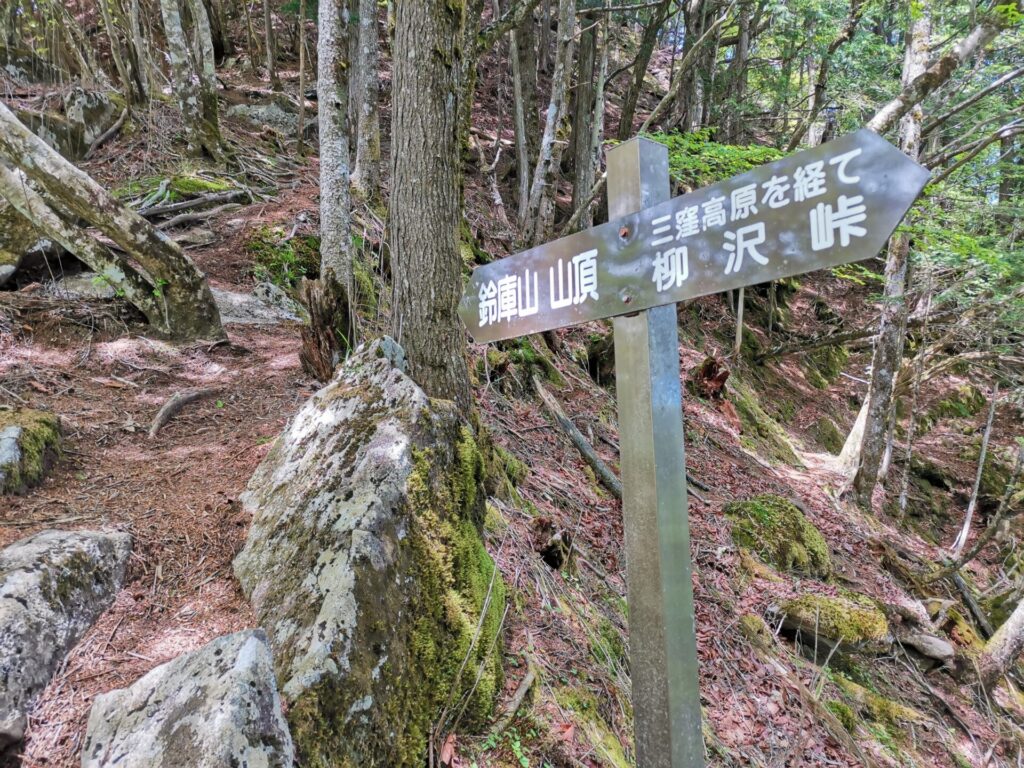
[459,129,930,343]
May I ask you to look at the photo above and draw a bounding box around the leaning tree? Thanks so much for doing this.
[0,102,224,340]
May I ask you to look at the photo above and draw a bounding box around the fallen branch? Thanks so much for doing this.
[148,388,218,438]
[488,656,538,738]
[83,107,128,160]
[141,188,247,218]
[157,202,243,230]
[533,375,623,499]
[952,572,995,640]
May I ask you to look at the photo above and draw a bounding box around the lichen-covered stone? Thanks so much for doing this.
[0,530,132,749]
[233,338,506,768]
[803,345,849,390]
[0,408,62,494]
[779,593,891,653]
[0,199,49,287]
[81,630,294,768]
[726,495,831,578]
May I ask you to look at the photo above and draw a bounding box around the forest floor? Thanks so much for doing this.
[3,71,1024,768]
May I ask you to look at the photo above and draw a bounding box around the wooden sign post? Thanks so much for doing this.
[459,131,930,767]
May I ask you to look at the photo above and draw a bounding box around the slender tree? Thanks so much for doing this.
[352,0,380,200]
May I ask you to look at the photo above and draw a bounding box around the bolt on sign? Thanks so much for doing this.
[459,129,930,343]
[460,131,929,768]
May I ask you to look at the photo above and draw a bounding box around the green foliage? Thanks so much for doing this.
[644,128,783,188]
[245,226,320,287]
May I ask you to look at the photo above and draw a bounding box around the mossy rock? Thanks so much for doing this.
[726,382,801,466]
[553,687,630,768]
[0,408,62,494]
[927,384,986,426]
[234,339,506,767]
[725,495,831,577]
[245,226,320,289]
[738,613,776,652]
[779,593,890,653]
[0,200,46,287]
[833,674,925,726]
[803,345,848,390]
[813,417,845,454]
[961,441,1023,509]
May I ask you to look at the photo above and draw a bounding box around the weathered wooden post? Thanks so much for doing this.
[607,138,704,767]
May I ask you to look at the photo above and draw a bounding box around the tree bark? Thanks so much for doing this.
[160,0,216,157]
[865,1,1022,136]
[569,12,597,218]
[185,0,224,160]
[263,0,280,90]
[850,7,930,508]
[317,0,354,292]
[979,591,1024,689]
[616,0,671,140]
[521,0,575,246]
[352,0,381,200]
[951,385,999,556]
[390,0,472,409]
[0,102,223,340]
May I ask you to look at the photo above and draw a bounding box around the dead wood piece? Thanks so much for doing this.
[141,189,247,218]
[488,658,538,739]
[84,108,128,160]
[952,572,995,639]
[532,375,623,499]
[157,202,243,230]
[299,272,355,383]
[148,388,217,438]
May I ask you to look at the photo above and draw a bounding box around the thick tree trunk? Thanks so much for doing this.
[522,0,574,246]
[186,0,224,159]
[515,9,540,170]
[390,0,472,410]
[850,8,929,508]
[318,0,354,292]
[160,0,214,157]
[352,0,381,200]
[569,12,597,217]
[0,102,223,340]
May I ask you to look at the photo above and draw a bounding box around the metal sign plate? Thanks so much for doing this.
[459,129,930,342]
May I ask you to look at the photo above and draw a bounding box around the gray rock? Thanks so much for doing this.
[0,199,47,288]
[252,281,309,322]
[904,632,955,663]
[81,630,294,768]
[233,338,505,766]
[46,272,118,300]
[212,286,306,325]
[226,100,298,135]
[16,89,119,160]
[0,408,61,494]
[0,530,132,749]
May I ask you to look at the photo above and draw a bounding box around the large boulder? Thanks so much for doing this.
[81,630,294,768]
[0,530,132,750]
[16,88,121,160]
[0,200,50,287]
[234,338,506,767]
[0,408,62,495]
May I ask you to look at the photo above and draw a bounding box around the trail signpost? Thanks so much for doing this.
[459,130,929,767]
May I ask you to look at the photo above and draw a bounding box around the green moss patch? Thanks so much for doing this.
[727,381,801,466]
[726,495,831,577]
[554,687,630,768]
[780,594,890,651]
[813,417,845,454]
[0,408,61,494]
[803,345,848,390]
[826,700,857,732]
[833,674,925,726]
[245,225,320,288]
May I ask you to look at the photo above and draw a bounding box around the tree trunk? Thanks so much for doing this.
[203,0,233,59]
[521,0,574,246]
[617,0,671,140]
[979,596,1024,689]
[352,0,381,200]
[98,0,138,104]
[263,0,280,90]
[850,7,929,508]
[569,12,596,216]
[951,385,999,556]
[185,0,224,160]
[160,0,216,157]
[0,102,223,340]
[297,0,308,153]
[317,0,354,292]
[515,8,540,169]
[126,0,153,100]
[390,0,472,410]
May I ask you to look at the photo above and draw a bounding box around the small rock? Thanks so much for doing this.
[0,530,132,749]
[226,100,299,135]
[252,281,309,321]
[81,630,294,768]
[0,408,61,494]
[904,632,955,663]
[211,286,306,325]
[46,272,117,300]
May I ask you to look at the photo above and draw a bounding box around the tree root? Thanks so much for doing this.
[148,388,218,438]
